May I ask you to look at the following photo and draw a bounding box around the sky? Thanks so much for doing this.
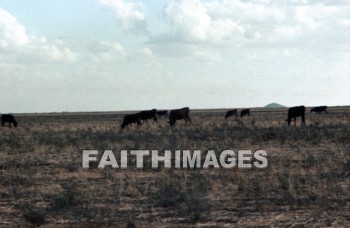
[0,0,349,113]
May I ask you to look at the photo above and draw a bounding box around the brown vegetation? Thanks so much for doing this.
[0,107,349,226]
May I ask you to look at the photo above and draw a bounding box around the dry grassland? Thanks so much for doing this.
[0,107,349,226]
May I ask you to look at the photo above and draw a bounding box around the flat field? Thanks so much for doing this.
[0,107,349,226]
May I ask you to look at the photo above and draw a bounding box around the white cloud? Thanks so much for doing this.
[100,0,147,34]
[163,0,246,44]
[295,6,319,29]
[294,3,350,31]
[90,40,124,53]
[338,19,350,26]
[271,25,302,42]
[156,0,349,47]
[164,0,211,42]
[0,8,76,63]
[28,38,76,63]
[193,49,222,62]
[84,40,162,67]
[0,8,29,48]
[85,40,126,63]
[131,47,161,67]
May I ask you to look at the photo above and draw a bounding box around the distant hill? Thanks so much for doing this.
[264,103,286,108]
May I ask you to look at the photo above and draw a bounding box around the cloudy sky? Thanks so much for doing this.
[0,0,349,113]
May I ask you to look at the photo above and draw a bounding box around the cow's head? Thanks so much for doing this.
[285,119,291,126]
[168,120,176,126]
[14,121,18,127]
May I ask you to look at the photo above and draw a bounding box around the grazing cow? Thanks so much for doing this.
[157,110,168,118]
[311,106,327,113]
[121,113,141,129]
[139,109,157,123]
[240,109,250,117]
[1,114,17,128]
[286,106,305,126]
[169,107,191,126]
[225,109,238,119]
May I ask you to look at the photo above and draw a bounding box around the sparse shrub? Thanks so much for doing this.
[127,219,136,228]
[51,181,86,210]
[183,193,211,223]
[154,180,186,207]
[18,203,47,226]
[23,208,47,225]
[303,155,317,168]
[1,172,32,187]
[152,172,211,223]
[343,160,350,174]
[65,161,80,172]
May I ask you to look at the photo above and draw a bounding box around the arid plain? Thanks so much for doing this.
[0,106,349,226]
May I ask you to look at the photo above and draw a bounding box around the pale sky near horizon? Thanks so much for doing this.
[0,0,349,113]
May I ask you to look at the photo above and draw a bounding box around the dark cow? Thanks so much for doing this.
[1,114,17,128]
[286,106,305,126]
[139,109,157,123]
[225,109,238,119]
[121,113,141,129]
[240,109,250,117]
[311,106,327,113]
[157,110,168,118]
[169,107,191,126]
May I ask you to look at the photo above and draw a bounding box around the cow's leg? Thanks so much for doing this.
[169,118,176,126]
[294,117,296,125]
[301,115,305,126]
